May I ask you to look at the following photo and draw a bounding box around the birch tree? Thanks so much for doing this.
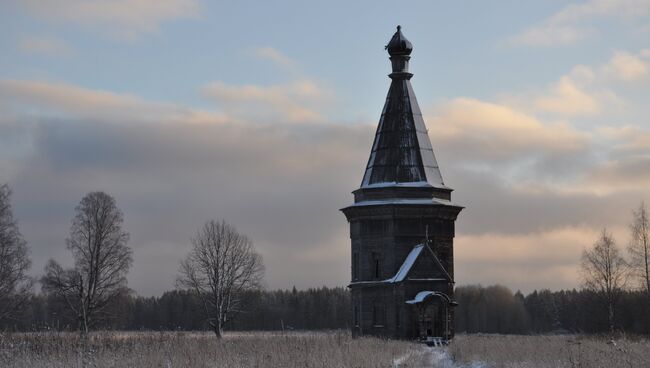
[177,220,264,338]
[628,201,650,295]
[0,184,33,322]
[581,229,628,332]
[41,191,132,334]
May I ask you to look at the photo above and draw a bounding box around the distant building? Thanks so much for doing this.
[341,26,463,341]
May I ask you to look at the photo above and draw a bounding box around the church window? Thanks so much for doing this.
[372,252,381,279]
[396,307,401,327]
[353,252,359,280]
[354,305,360,327]
[372,304,385,327]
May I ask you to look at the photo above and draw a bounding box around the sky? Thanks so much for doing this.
[1,0,649,296]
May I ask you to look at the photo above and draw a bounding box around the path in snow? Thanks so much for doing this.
[393,346,486,368]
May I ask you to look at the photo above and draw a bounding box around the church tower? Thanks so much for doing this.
[341,26,463,341]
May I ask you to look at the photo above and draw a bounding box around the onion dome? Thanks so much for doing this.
[385,25,413,56]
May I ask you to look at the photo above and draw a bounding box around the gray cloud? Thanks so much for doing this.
[447,167,641,237]
[1,76,649,295]
[4,113,374,295]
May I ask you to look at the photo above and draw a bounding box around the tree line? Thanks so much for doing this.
[455,285,650,335]
[1,287,351,332]
[4,283,649,335]
[1,183,649,335]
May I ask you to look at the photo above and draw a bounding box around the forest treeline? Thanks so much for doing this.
[2,284,649,335]
[455,285,650,335]
[1,287,350,332]
[2,185,649,336]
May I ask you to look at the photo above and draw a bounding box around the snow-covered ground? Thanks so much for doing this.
[393,346,480,368]
[395,334,650,368]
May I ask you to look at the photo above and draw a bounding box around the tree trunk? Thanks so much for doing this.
[78,314,89,337]
[643,242,650,298]
[212,324,222,339]
[83,317,89,335]
[608,302,615,334]
[78,317,84,336]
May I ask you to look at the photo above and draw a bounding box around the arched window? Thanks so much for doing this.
[353,305,360,327]
[372,304,385,327]
[353,252,359,280]
[372,252,381,279]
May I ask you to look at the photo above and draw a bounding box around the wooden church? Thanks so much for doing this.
[341,26,463,342]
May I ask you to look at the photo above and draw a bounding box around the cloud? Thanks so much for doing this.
[254,47,296,68]
[0,78,369,296]
[533,76,601,116]
[203,80,330,123]
[0,79,157,116]
[501,50,650,118]
[19,36,72,57]
[597,125,650,152]
[4,116,369,295]
[509,0,650,46]
[18,0,200,39]
[602,51,649,81]
[583,156,650,193]
[549,0,650,23]
[455,226,630,292]
[0,79,228,124]
[510,25,590,47]
[427,97,588,162]
[2,76,648,296]
[199,48,331,123]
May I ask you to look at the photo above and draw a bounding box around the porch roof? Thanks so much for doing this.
[406,291,452,305]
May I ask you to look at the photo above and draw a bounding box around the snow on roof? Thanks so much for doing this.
[361,181,433,189]
[347,243,452,287]
[406,291,435,304]
[407,278,447,281]
[384,244,424,283]
[405,291,452,305]
[349,198,456,207]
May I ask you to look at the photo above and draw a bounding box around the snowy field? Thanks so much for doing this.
[1,331,649,367]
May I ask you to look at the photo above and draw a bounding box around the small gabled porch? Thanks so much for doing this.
[406,290,457,342]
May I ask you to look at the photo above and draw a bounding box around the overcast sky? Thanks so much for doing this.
[1,0,649,296]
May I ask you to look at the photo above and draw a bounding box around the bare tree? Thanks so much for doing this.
[0,184,34,322]
[41,191,132,334]
[581,229,628,332]
[628,201,650,296]
[177,220,264,338]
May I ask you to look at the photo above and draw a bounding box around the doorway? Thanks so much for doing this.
[417,298,446,339]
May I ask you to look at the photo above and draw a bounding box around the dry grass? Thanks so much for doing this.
[0,330,421,368]
[448,334,650,368]
[4,331,649,368]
